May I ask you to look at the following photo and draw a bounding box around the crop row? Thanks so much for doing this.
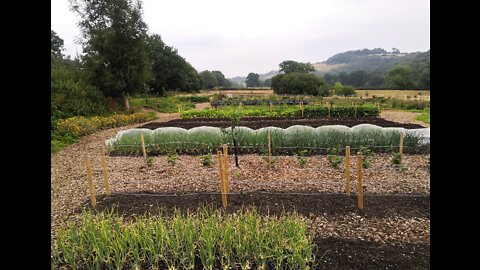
[106,124,429,155]
[181,105,379,119]
[211,99,310,107]
[52,207,315,269]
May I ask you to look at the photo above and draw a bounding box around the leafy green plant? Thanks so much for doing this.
[261,156,277,167]
[147,156,153,167]
[296,150,308,168]
[52,207,317,269]
[180,104,379,119]
[327,147,344,169]
[199,153,212,166]
[390,151,401,166]
[166,151,179,166]
[358,146,373,168]
[108,124,427,156]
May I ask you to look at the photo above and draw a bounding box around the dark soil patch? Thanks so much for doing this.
[316,237,429,269]
[84,191,429,220]
[138,116,424,130]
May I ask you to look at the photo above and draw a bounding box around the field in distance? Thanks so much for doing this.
[356,89,430,98]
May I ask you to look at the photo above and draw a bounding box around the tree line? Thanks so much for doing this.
[52,0,231,118]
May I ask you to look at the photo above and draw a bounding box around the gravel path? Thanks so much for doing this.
[380,110,429,127]
[51,113,179,236]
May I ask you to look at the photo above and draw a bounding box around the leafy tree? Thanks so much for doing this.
[271,74,285,92]
[70,0,152,111]
[318,83,331,97]
[334,82,356,96]
[200,70,218,89]
[365,73,385,88]
[386,65,415,89]
[346,70,368,87]
[323,73,335,85]
[279,60,315,74]
[245,72,260,87]
[262,78,272,87]
[146,34,201,94]
[272,73,326,95]
[212,71,231,87]
[51,30,64,58]
[51,56,106,122]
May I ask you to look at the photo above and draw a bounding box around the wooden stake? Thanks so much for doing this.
[300,101,304,118]
[377,102,380,112]
[85,152,96,207]
[217,151,226,209]
[269,101,273,112]
[140,133,148,168]
[345,146,351,195]
[178,104,181,113]
[399,131,404,165]
[100,146,111,195]
[267,129,272,168]
[223,144,230,193]
[357,154,363,209]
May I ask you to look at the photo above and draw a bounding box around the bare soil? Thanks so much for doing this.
[194,102,211,110]
[138,116,425,130]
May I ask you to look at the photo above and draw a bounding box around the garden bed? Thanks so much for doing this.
[76,191,429,269]
[52,120,429,269]
[138,116,424,130]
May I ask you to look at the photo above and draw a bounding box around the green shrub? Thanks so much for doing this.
[166,151,179,166]
[327,147,344,168]
[358,146,373,168]
[181,105,379,119]
[199,153,212,166]
[296,150,308,168]
[54,112,156,138]
[130,96,196,113]
[178,96,209,103]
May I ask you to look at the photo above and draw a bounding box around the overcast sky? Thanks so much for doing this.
[51,0,429,78]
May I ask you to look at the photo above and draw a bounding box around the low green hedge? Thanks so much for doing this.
[181,105,379,119]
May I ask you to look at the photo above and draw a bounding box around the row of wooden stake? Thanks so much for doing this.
[84,145,111,208]
[345,131,403,209]
[86,131,404,209]
[268,101,305,118]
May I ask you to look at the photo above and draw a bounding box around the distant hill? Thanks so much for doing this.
[229,70,279,86]
[228,48,429,89]
[313,48,414,75]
